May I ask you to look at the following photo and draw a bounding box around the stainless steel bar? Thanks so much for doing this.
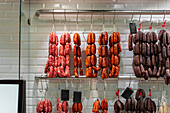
[35,75,164,81]
[35,9,170,17]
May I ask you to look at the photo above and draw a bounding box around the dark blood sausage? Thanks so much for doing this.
[147,57,151,67]
[148,67,153,77]
[142,56,146,66]
[147,44,151,56]
[150,43,154,55]
[166,58,169,69]
[153,44,158,55]
[140,64,145,74]
[133,64,142,77]
[128,33,133,51]
[146,32,151,43]
[133,55,140,66]
[152,66,157,77]
[162,46,167,58]
[150,32,154,43]
[167,45,170,57]
[163,32,167,45]
[159,53,163,62]
[143,32,146,42]
[142,43,146,55]
[168,35,170,45]
[153,32,157,43]
[156,67,161,78]
[152,55,155,66]
[133,42,140,54]
[161,66,165,77]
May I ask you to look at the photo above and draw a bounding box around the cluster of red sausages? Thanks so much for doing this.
[92,98,108,113]
[44,32,58,78]
[108,32,122,78]
[98,32,109,79]
[45,32,122,78]
[58,32,71,77]
[36,99,52,113]
[86,33,99,78]
[44,32,71,78]
[56,98,69,113]
[72,102,83,113]
[73,33,83,78]
[129,29,170,85]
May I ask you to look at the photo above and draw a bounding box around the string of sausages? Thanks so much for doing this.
[73,33,83,78]
[129,29,170,85]
[56,98,69,113]
[86,33,98,78]
[72,102,83,113]
[158,29,170,85]
[108,32,122,78]
[44,32,58,78]
[98,32,109,79]
[92,98,108,113]
[36,99,52,113]
[58,32,71,77]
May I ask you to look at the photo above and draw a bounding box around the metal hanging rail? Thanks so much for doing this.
[35,9,170,17]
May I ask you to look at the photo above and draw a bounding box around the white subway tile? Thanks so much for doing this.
[61,3,77,9]
[0,3,12,10]
[0,50,12,56]
[0,65,11,72]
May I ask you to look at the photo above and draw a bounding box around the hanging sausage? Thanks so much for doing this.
[98,32,109,79]
[36,99,52,113]
[86,33,99,78]
[73,33,83,78]
[92,99,101,113]
[108,32,122,78]
[135,89,145,113]
[58,32,71,77]
[158,29,170,85]
[44,32,58,78]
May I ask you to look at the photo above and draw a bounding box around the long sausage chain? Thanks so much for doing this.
[73,33,83,78]
[98,32,109,79]
[36,99,52,113]
[108,32,122,78]
[44,32,71,78]
[131,30,170,85]
[86,33,98,78]
[44,32,58,78]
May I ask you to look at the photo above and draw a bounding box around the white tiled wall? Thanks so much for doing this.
[1,0,170,113]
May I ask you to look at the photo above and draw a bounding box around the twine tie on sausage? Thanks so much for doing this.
[149,89,151,97]
[162,10,166,28]
[149,22,152,30]
[138,23,141,31]
[115,89,119,100]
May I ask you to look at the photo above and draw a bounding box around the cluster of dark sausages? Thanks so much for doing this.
[129,29,170,85]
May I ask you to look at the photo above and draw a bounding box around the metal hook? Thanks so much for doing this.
[131,10,134,22]
[139,10,142,22]
[76,10,79,31]
[52,9,55,31]
[64,9,66,24]
[129,75,131,88]
[150,10,152,22]
[163,9,166,22]
[64,9,67,31]
[113,9,116,24]
[76,10,79,25]
[91,12,93,32]
[39,75,43,93]
[103,10,105,31]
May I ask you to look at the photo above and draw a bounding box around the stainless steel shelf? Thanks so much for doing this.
[35,9,170,17]
[35,75,164,82]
